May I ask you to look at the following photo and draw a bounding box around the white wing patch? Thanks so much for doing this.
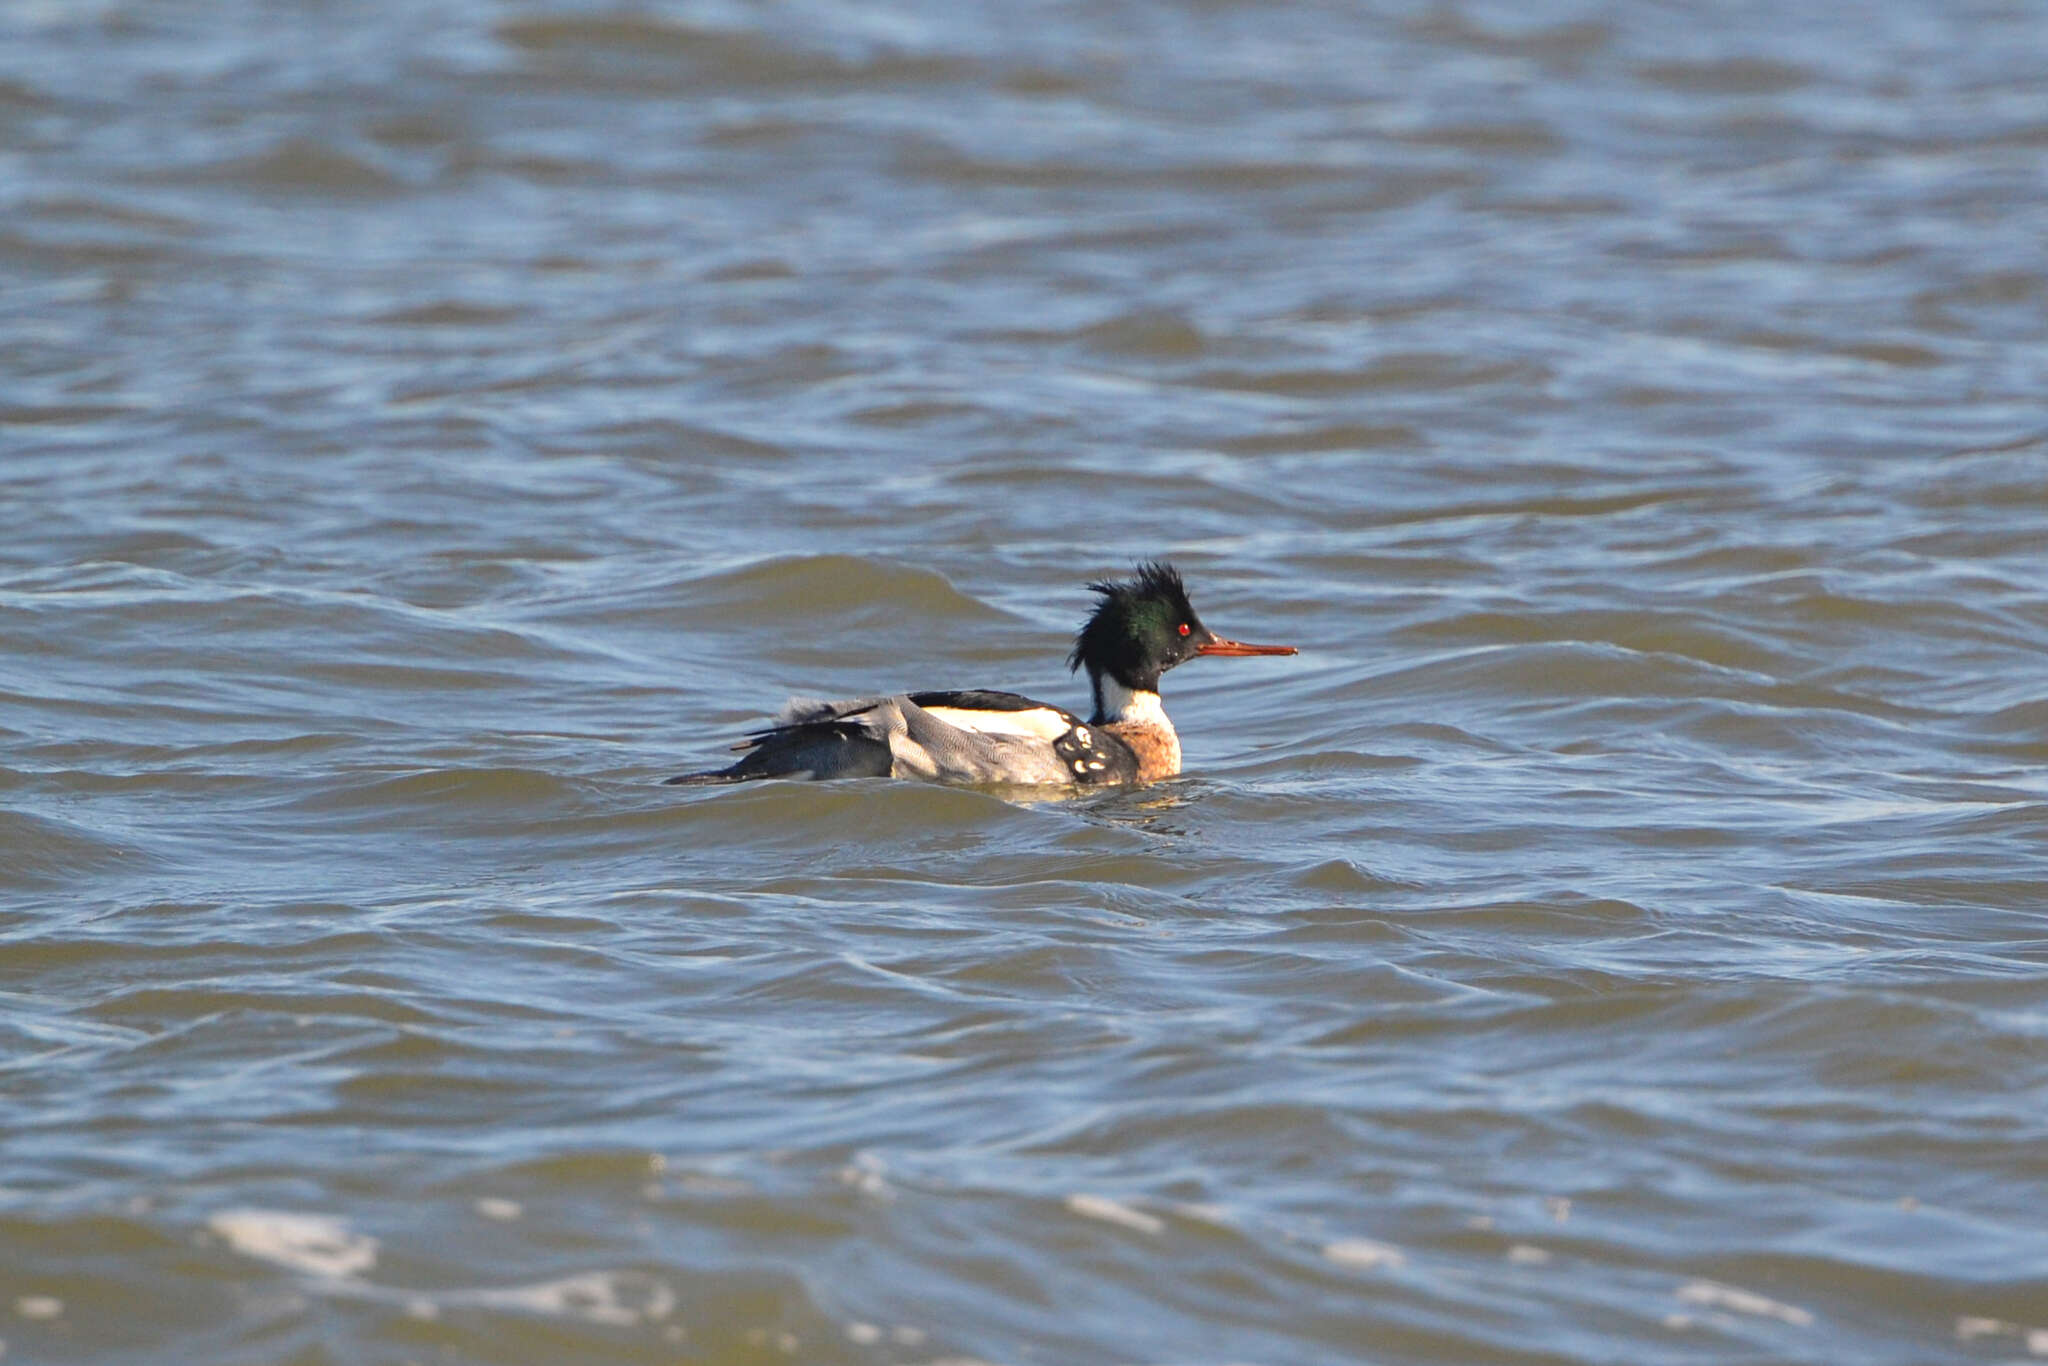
[919,705,1074,743]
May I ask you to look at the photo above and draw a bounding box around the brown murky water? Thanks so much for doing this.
[5,1,2048,1362]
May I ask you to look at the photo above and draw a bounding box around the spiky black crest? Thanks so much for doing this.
[1067,560,1205,690]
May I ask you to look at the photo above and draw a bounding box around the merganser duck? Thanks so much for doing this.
[666,562,1296,786]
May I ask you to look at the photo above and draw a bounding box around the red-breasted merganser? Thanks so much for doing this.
[666,562,1297,786]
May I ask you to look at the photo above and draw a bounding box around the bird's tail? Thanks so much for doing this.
[663,716,893,784]
[662,769,746,786]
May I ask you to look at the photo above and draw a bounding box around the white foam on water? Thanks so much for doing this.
[1506,1244,1551,1265]
[1322,1238,1406,1271]
[1065,1194,1164,1235]
[13,1297,60,1321]
[473,1197,523,1222]
[1675,1279,1814,1328]
[1957,1316,2004,1341]
[837,1152,892,1201]
[207,1210,378,1280]
[453,1272,676,1326]
[1954,1315,2048,1352]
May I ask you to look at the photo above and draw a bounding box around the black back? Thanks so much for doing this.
[907,689,1080,721]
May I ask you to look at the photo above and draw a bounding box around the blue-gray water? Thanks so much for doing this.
[5,1,2048,1362]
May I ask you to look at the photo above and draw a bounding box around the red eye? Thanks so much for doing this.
[1178,623,1190,636]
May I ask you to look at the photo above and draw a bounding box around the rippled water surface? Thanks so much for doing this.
[6,1,2048,1361]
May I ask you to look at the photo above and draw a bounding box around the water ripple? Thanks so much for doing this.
[5,0,2048,1361]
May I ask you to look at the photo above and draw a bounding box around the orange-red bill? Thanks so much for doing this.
[1195,637,1297,657]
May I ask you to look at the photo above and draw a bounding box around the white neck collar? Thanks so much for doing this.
[1091,673,1172,728]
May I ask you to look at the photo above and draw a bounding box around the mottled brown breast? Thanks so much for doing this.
[1100,721,1181,783]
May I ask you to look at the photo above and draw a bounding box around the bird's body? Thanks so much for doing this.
[667,563,1294,787]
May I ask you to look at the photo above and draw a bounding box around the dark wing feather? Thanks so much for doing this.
[1052,724,1140,785]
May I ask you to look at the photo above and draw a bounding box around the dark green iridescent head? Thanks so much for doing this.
[1067,561,1212,692]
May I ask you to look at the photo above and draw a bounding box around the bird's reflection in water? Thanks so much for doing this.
[1069,780,1206,839]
